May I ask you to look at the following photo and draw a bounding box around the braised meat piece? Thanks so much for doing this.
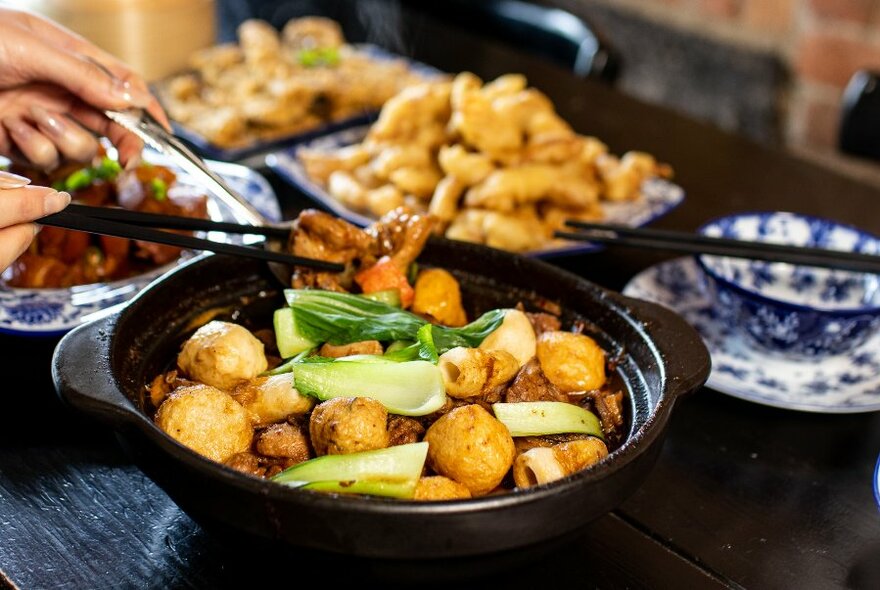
[318,340,383,358]
[504,358,568,403]
[367,206,435,270]
[289,209,375,290]
[587,389,625,446]
[225,452,265,477]
[387,415,425,446]
[254,422,311,464]
[525,311,561,336]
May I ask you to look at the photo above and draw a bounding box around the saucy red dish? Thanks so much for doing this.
[4,152,208,289]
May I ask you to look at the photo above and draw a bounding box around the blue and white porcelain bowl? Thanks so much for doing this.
[695,211,880,358]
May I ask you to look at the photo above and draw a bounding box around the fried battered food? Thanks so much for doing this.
[536,331,606,392]
[424,404,515,495]
[254,422,311,463]
[478,309,537,367]
[438,347,520,399]
[297,71,672,253]
[155,384,253,463]
[177,321,268,391]
[318,340,384,358]
[414,476,473,501]
[412,268,468,327]
[231,374,315,426]
[156,17,434,149]
[309,397,390,456]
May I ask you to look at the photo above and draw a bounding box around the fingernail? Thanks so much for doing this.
[33,224,41,236]
[44,191,71,216]
[30,105,65,138]
[124,154,142,171]
[111,78,151,109]
[0,170,31,189]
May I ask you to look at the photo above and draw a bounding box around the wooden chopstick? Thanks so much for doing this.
[38,209,344,272]
[557,220,880,274]
[65,204,291,239]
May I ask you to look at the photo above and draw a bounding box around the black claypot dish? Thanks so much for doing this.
[52,238,710,562]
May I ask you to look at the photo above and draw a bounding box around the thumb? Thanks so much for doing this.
[22,40,153,111]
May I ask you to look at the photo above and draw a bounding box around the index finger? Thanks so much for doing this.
[18,10,172,131]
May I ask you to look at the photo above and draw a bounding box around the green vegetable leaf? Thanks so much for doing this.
[416,323,438,363]
[272,442,428,499]
[293,358,446,416]
[492,402,604,439]
[284,289,505,359]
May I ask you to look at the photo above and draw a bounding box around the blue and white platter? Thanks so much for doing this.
[167,44,445,162]
[0,155,281,337]
[622,256,880,413]
[266,125,686,259]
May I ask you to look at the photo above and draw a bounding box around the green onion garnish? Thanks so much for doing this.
[151,178,168,201]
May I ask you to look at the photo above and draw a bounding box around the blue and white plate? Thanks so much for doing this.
[623,256,880,413]
[167,44,445,162]
[875,454,880,511]
[266,125,686,258]
[0,155,281,337]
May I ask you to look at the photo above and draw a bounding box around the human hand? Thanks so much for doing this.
[0,170,69,273]
[0,8,171,171]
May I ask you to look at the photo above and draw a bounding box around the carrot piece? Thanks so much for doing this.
[355,255,415,308]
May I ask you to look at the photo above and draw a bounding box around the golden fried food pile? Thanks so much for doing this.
[155,17,434,149]
[298,72,673,252]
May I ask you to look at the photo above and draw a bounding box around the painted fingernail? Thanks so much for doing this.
[0,170,31,189]
[111,78,151,109]
[44,191,71,216]
[30,105,65,138]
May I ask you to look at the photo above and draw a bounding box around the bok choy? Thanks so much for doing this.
[272,442,428,498]
[294,357,446,416]
[283,289,505,362]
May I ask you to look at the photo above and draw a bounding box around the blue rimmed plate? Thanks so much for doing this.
[265,124,685,259]
[623,256,880,413]
[164,44,445,162]
[0,155,281,337]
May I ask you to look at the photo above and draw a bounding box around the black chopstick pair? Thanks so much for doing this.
[38,204,344,272]
[556,220,880,274]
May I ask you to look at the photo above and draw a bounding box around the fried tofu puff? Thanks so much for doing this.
[231,373,315,427]
[425,404,515,495]
[177,321,268,391]
[536,331,606,392]
[479,309,537,368]
[309,397,390,456]
[414,476,473,501]
[155,384,253,463]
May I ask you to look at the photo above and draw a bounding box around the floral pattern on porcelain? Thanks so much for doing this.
[623,256,880,413]
[696,212,880,357]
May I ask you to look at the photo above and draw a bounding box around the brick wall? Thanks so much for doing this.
[576,0,880,159]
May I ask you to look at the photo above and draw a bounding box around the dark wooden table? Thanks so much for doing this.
[3,15,880,590]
